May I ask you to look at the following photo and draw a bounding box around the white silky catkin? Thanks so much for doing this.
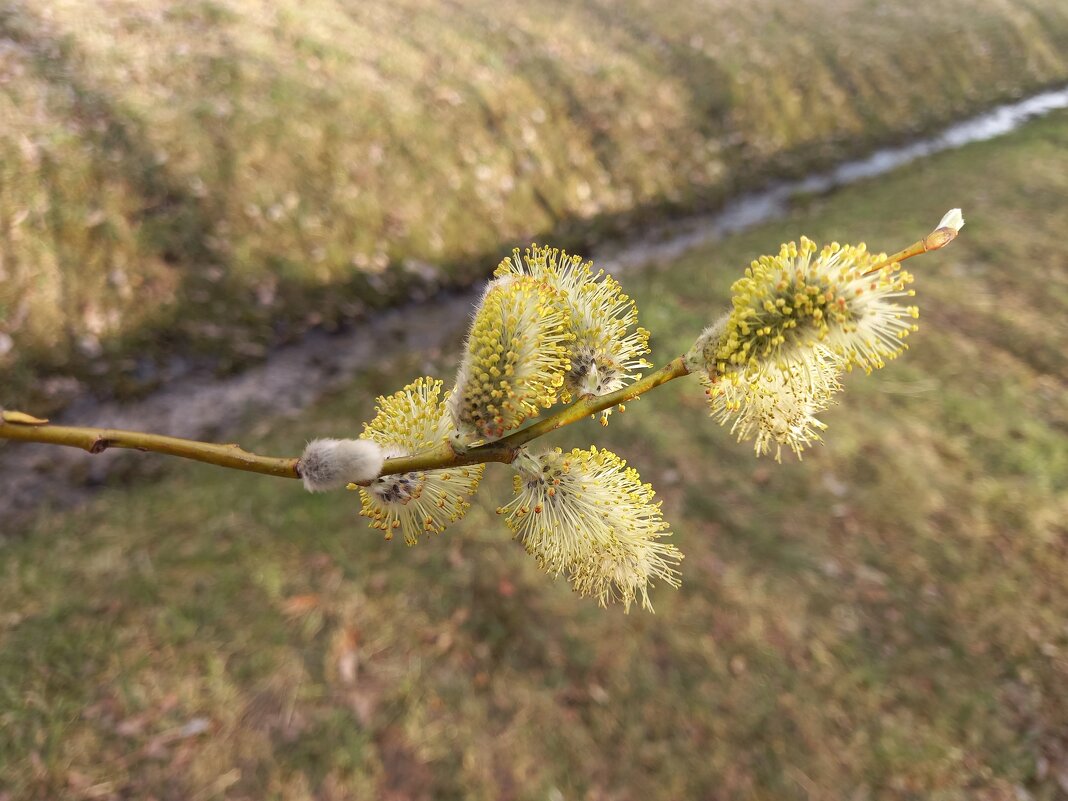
[299,438,384,493]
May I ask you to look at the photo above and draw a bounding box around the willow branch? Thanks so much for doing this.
[0,357,691,483]
[369,356,691,479]
[863,225,960,275]
[0,411,300,478]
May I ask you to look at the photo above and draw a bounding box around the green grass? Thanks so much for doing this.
[3,108,1068,799]
[3,0,1068,410]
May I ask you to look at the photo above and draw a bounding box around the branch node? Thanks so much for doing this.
[89,438,112,454]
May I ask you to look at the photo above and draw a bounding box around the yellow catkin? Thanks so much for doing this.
[450,275,573,441]
[715,237,918,376]
[703,357,842,461]
[497,447,682,612]
[353,377,483,545]
[496,244,651,421]
[685,236,921,459]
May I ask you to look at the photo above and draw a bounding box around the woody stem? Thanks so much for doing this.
[0,357,691,483]
[0,412,300,478]
[863,226,959,275]
[370,356,690,479]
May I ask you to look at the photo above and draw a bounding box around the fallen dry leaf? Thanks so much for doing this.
[281,594,320,617]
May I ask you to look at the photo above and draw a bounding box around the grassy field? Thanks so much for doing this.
[2,106,1067,798]
[3,0,1068,410]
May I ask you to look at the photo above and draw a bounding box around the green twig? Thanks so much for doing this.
[368,356,690,480]
[0,411,300,478]
[0,357,691,482]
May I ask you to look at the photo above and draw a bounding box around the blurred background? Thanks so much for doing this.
[1,1,1067,798]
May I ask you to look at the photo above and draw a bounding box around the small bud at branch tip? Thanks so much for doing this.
[925,208,964,251]
[938,208,965,232]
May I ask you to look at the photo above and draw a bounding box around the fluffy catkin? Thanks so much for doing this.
[449,275,572,442]
[497,447,682,612]
[494,244,651,409]
[300,438,384,493]
[357,377,485,544]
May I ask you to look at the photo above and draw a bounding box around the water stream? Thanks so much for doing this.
[599,85,1068,272]
[3,85,1067,528]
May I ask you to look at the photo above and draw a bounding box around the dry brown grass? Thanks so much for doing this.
[2,0,1068,408]
[2,108,1067,800]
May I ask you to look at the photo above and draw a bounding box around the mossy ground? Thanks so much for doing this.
[3,0,1068,411]
[2,108,1067,799]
